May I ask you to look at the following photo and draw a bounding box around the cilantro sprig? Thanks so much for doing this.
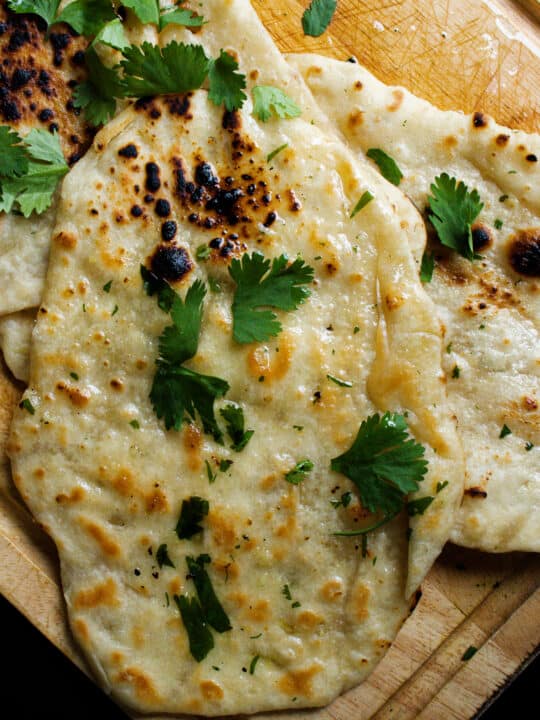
[331,413,428,535]
[0,128,68,216]
[123,0,204,30]
[141,266,230,441]
[428,174,483,261]
[229,252,314,344]
[75,41,248,125]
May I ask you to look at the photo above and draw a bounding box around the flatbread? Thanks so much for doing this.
[7,0,462,714]
[289,53,540,553]
[0,309,33,382]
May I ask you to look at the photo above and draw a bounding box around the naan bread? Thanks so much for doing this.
[0,309,33,382]
[7,1,461,713]
[290,53,540,553]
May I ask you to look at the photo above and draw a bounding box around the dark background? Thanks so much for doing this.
[1,593,537,719]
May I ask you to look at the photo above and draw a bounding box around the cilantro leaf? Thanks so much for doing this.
[159,279,206,365]
[73,48,125,126]
[229,252,314,344]
[350,191,373,217]
[267,143,288,163]
[160,6,205,29]
[122,0,160,25]
[0,127,28,178]
[186,555,232,633]
[302,0,337,37]
[331,491,352,508]
[92,18,129,50]
[428,173,483,261]
[150,365,229,441]
[140,265,177,312]
[208,50,247,112]
[174,594,214,662]
[0,130,67,216]
[366,148,403,186]
[420,250,435,283]
[175,496,209,539]
[285,459,313,484]
[331,412,428,523]
[56,0,117,36]
[252,86,301,122]
[7,0,60,27]
[156,543,175,568]
[121,41,210,96]
[219,403,254,451]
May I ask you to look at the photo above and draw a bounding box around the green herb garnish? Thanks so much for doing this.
[326,373,352,388]
[156,543,175,569]
[220,403,254,452]
[252,86,301,122]
[350,191,373,218]
[366,148,403,186]
[420,251,435,283]
[302,0,337,37]
[186,554,232,633]
[175,496,209,539]
[285,459,314,485]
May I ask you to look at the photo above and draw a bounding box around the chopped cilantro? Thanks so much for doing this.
[302,0,337,37]
[361,534,368,557]
[285,459,314,485]
[446,343,453,354]
[92,18,129,50]
[156,543,175,569]
[111,304,119,316]
[327,373,352,388]
[205,460,217,484]
[252,86,301,122]
[494,218,503,230]
[122,0,159,25]
[196,244,211,261]
[129,419,140,429]
[461,645,478,661]
[452,365,460,379]
[186,555,232,633]
[331,413,428,534]
[293,425,304,431]
[282,584,292,600]
[291,601,301,608]
[123,0,204,29]
[428,174,483,261]
[219,459,233,472]
[19,398,35,415]
[102,280,112,293]
[0,129,68,217]
[250,632,263,639]
[159,6,205,29]
[69,372,79,380]
[174,594,214,662]
[208,50,247,112]
[420,251,435,283]
[499,194,509,202]
[208,277,221,294]
[331,491,352,508]
[436,480,449,493]
[525,441,534,451]
[229,252,314,344]
[350,191,373,217]
[175,496,209,539]
[366,148,403,186]
[267,143,289,162]
[249,655,260,674]
[353,326,360,334]
[407,496,434,516]
[499,424,512,438]
[220,403,254,451]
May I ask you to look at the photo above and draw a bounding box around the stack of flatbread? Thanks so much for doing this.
[0,0,538,716]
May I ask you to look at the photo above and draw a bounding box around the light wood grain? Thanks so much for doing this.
[1,1,539,719]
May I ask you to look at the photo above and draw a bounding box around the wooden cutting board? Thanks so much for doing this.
[1,1,539,718]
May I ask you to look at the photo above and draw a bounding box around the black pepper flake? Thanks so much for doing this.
[145,162,161,192]
[134,568,141,576]
[161,220,177,241]
[155,198,171,217]
[118,143,138,159]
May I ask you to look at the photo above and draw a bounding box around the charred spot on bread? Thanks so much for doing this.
[150,245,192,281]
[508,229,540,277]
[471,223,493,251]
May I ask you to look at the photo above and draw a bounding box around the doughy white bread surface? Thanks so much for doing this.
[8,1,463,708]
[289,53,540,552]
